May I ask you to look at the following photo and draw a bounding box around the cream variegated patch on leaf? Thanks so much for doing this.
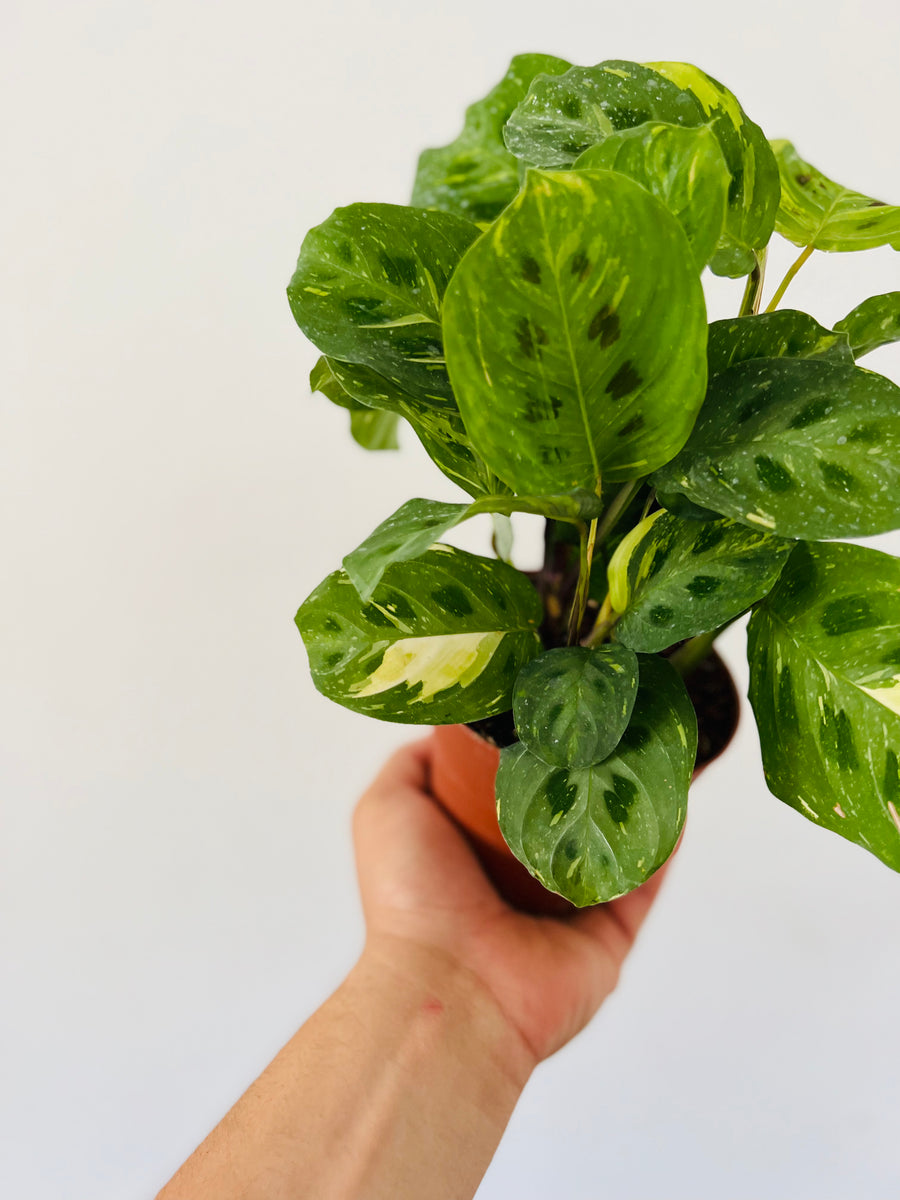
[296,546,542,724]
[748,541,900,872]
[496,655,697,905]
[607,510,792,652]
[442,169,708,494]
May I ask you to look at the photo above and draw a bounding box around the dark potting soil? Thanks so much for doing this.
[467,648,739,770]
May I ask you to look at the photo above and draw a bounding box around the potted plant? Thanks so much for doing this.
[287,56,900,912]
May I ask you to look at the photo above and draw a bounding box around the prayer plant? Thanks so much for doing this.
[288,56,900,906]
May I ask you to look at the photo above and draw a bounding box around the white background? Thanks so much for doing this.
[3,1,900,1196]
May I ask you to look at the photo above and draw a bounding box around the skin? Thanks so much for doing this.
[156,739,672,1200]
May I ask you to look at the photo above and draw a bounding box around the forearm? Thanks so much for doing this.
[157,936,535,1200]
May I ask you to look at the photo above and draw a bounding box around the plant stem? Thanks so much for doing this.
[668,629,719,678]
[584,591,617,647]
[566,517,598,645]
[764,244,814,313]
[595,479,643,543]
[738,247,768,317]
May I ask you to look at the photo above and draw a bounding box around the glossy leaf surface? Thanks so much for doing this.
[574,122,729,269]
[497,655,697,905]
[748,541,900,871]
[607,510,792,652]
[834,292,900,358]
[288,204,479,405]
[343,490,603,601]
[653,357,900,538]
[412,53,570,224]
[314,356,489,496]
[771,141,900,252]
[512,644,639,768]
[297,546,542,725]
[707,310,853,379]
[443,170,708,493]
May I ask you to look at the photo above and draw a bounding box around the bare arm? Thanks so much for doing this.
[157,740,670,1200]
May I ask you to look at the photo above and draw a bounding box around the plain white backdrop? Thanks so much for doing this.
[3,1,900,1196]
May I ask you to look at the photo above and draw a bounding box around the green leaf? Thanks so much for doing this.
[574,122,729,270]
[503,61,704,170]
[496,654,697,905]
[288,204,479,406]
[296,546,542,725]
[412,53,571,225]
[343,490,603,601]
[748,541,900,872]
[313,356,489,496]
[834,292,900,358]
[607,509,792,652]
[349,409,399,450]
[512,644,639,768]
[442,170,708,493]
[652,357,900,538]
[771,141,900,252]
[504,60,779,277]
[707,310,853,379]
[646,62,779,277]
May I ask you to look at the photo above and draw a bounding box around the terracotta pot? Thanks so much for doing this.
[428,650,740,916]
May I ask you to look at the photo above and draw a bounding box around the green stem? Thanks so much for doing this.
[584,591,617,647]
[764,244,814,313]
[668,628,719,678]
[566,517,598,645]
[738,247,768,317]
[595,479,642,543]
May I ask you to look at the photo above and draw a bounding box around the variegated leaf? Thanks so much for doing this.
[607,510,792,652]
[349,409,399,451]
[512,644,639,768]
[288,204,479,405]
[497,654,697,905]
[312,356,490,496]
[296,546,542,725]
[412,53,570,224]
[834,292,900,359]
[771,141,900,252]
[574,122,729,270]
[707,310,853,379]
[748,541,900,872]
[652,357,900,538]
[442,170,708,493]
[343,491,604,601]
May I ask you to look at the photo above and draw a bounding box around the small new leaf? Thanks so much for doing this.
[834,292,900,358]
[653,357,900,538]
[512,644,640,768]
[497,655,697,905]
[297,546,542,725]
[607,510,792,652]
[748,541,900,872]
[707,310,853,379]
[771,141,900,252]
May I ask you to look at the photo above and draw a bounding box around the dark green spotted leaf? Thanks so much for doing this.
[496,655,697,905]
[607,509,792,652]
[412,53,570,225]
[503,61,704,170]
[512,644,639,769]
[296,546,542,725]
[707,310,853,379]
[343,490,603,601]
[313,356,490,496]
[771,141,900,252]
[834,292,900,358]
[505,60,779,277]
[653,357,900,538]
[443,170,708,493]
[748,541,900,872]
[574,122,729,270]
[288,204,479,405]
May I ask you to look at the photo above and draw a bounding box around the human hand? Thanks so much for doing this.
[353,738,675,1069]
